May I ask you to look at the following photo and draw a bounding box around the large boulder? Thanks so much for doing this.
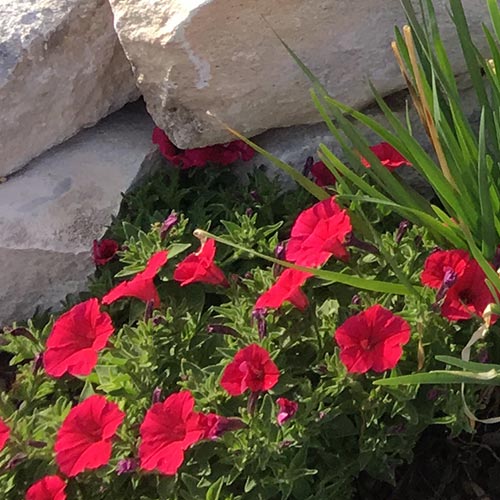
[108,0,490,149]
[0,0,138,177]
[0,101,155,325]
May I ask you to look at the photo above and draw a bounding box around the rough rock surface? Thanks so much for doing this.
[108,0,490,148]
[0,101,155,324]
[0,0,138,177]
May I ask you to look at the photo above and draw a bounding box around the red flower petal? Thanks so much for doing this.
[255,269,311,311]
[139,391,205,475]
[55,395,124,477]
[335,305,411,373]
[220,344,280,396]
[174,239,228,287]
[360,142,411,171]
[153,128,254,168]
[43,299,114,378]
[0,418,10,451]
[102,250,168,307]
[286,197,351,267]
[26,475,67,500]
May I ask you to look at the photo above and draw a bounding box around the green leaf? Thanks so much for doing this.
[374,369,500,386]
[435,355,500,372]
[205,477,224,500]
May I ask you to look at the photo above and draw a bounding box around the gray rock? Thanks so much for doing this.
[108,0,489,148]
[0,0,138,177]
[0,101,155,324]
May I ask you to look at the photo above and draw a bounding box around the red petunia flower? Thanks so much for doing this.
[441,260,496,321]
[153,127,254,169]
[92,239,119,266]
[26,475,67,500]
[55,395,124,477]
[102,250,168,307]
[276,397,298,426]
[311,161,336,187]
[335,305,411,373]
[360,142,411,171]
[173,239,228,287]
[220,344,280,396]
[139,391,205,475]
[286,197,352,267]
[0,418,10,451]
[43,299,114,378]
[421,249,470,289]
[255,269,311,311]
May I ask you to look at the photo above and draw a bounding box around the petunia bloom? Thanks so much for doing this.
[220,344,280,396]
[139,391,205,475]
[174,239,228,287]
[43,298,114,378]
[153,127,254,169]
[255,269,311,311]
[421,249,470,290]
[55,395,125,477]
[26,475,67,500]
[92,239,119,266]
[421,250,496,322]
[276,398,298,426]
[311,161,336,187]
[441,260,496,322]
[102,250,168,308]
[286,197,352,267]
[360,142,411,171]
[335,305,411,373]
[0,418,10,451]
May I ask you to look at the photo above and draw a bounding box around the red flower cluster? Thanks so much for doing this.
[335,305,411,373]
[26,475,66,500]
[421,249,496,321]
[102,250,168,307]
[43,298,114,378]
[0,418,9,451]
[153,127,255,169]
[310,142,410,187]
[92,239,119,266]
[174,239,228,287]
[220,344,280,396]
[139,391,241,475]
[360,142,411,171]
[55,395,124,477]
[255,197,351,311]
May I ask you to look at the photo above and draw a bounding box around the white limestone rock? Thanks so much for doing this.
[0,101,155,324]
[108,0,489,148]
[0,0,138,177]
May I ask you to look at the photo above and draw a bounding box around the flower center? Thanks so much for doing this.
[359,338,374,351]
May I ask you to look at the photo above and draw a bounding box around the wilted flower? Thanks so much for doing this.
[276,398,298,426]
[92,239,119,266]
[116,458,138,475]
